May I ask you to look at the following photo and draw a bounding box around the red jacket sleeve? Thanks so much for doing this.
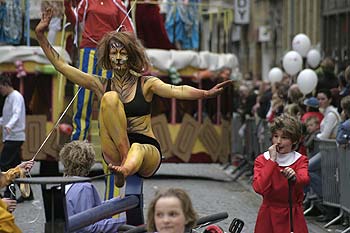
[252,155,278,195]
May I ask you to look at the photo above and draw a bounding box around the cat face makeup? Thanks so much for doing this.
[109,40,128,71]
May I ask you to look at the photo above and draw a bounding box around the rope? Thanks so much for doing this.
[30,87,82,161]
[116,0,138,32]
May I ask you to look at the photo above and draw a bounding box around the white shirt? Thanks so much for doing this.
[0,90,26,142]
[263,151,302,166]
[317,105,340,140]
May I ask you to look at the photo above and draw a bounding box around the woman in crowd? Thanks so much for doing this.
[316,89,340,140]
[305,90,341,222]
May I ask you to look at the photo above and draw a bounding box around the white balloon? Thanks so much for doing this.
[292,33,311,57]
[282,51,303,76]
[268,67,283,83]
[306,49,321,68]
[297,69,318,95]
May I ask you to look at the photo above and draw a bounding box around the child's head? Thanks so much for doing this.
[305,116,320,133]
[341,95,350,118]
[270,114,302,147]
[345,65,350,84]
[147,188,198,233]
[59,140,95,176]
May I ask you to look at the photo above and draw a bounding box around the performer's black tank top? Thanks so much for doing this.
[123,78,151,117]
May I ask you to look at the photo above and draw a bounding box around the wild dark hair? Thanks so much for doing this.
[0,75,12,86]
[317,88,332,99]
[96,31,150,73]
[147,188,198,232]
[270,114,302,144]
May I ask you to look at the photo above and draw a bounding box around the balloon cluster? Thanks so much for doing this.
[268,33,321,95]
[15,60,27,78]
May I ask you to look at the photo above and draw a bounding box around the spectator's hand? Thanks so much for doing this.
[268,144,278,162]
[341,110,347,122]
[280,167,296,180]
[18,160,35,172]
[2,198,17,213]
[252,102,260,114]
[339,143,348,149]
[4,126,10,134]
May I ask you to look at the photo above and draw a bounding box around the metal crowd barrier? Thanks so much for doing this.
[245,117,260,160]
[243,118,254,159]
[257,119,270,154]
[230,116,259,181]
[318,139,342,228]
[338,147,350,213]
[319,139,340,208]
[230,115,268,160]
[337,147,350,233]
[231,113,243,155]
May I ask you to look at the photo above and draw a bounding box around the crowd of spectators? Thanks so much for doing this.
[230,57,350,227]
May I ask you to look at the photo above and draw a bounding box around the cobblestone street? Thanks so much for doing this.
[11,162,335,232]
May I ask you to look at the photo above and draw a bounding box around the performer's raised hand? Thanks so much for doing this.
[35,8,53,35]
[205,80,233,98]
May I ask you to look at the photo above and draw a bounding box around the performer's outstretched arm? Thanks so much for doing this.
[144,77,233,100]
[35,8,104,99]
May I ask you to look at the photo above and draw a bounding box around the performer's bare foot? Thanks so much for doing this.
[108,164,126,188]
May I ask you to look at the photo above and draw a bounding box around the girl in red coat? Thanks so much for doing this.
[253,114,310,233]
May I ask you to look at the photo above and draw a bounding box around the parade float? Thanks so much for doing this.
[0,46,239,163]
[0,0,239,164]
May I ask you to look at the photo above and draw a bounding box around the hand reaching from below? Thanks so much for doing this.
[2,198,17,213]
